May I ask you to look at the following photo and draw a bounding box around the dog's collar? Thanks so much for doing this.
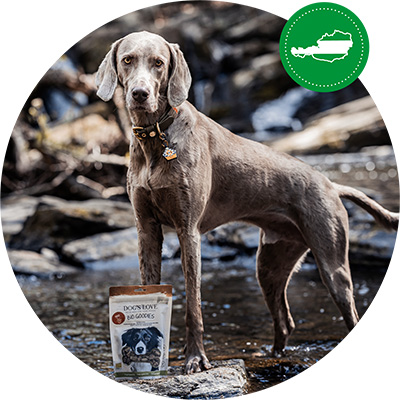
[131,107,179,161]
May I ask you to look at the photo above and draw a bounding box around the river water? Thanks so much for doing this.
[16,254,387,394]
[15,147,398,395]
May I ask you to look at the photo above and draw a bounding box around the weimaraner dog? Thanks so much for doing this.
[96,31,399,374]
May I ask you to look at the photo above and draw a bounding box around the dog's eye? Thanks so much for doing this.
[123,57,132,65]
[155,59,163,68]
[143,334,151,342]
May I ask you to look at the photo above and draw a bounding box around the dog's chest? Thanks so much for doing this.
[137,169,181,196]
[129,154,176,191]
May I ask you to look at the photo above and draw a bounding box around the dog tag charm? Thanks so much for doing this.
[163,146,177,161]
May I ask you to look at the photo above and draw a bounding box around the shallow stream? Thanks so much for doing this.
[16,251,387,394]
[13,147,399,396]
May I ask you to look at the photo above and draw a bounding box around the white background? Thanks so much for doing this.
[0,1,398,399]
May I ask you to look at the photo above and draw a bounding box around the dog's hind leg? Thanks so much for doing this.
[311,231,359,331]
[302,203,359,331]
[316,253,359,331]
[256,234,308,355]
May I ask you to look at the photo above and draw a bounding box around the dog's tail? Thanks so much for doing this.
[334,183,399,231]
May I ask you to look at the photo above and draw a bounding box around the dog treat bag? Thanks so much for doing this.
[109,285,173,379]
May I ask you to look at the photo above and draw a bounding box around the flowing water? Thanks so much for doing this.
[16,250,388,394]
[13,145,399,396]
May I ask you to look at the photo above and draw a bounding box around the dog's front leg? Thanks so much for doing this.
[133,190,163,284]
[178,229,211,374]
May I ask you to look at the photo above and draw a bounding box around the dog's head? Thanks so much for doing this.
[96,31,191,112]
[121,327,163,355]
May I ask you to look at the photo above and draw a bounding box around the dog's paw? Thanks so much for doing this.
[185,353,212,374]
[271,346,285,358]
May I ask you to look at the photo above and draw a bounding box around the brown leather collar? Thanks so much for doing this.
[132,107,178,142]
[131,107,179,161]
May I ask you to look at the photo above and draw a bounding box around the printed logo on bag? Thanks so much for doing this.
[112,311,126,325]
[279,2,369,92]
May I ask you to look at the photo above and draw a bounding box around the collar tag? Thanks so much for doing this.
[163,147,177,161]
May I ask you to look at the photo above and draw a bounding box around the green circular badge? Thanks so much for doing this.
[280,2,369,92]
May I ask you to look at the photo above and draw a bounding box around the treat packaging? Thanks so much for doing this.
[109,285,173,379]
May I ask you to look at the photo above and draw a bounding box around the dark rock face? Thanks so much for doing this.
[8,196,135,252]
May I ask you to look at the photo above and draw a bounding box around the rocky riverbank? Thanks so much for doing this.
[3,144,398,278]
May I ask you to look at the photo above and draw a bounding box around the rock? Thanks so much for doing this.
[224,12,284,42]
[269,96,390,154]
[206,222,260,251]
[45,114,122,153]
[205,211,396,268]
[162,231,181,259]
[62,227,138,269]
[9,196,135,251]
[348,228,397,267]
[1,195,40,243]
[200,238,239,261]
[297,145,397,171]
[117,359,248,398]
[232,53,283,92]
[8,249,78,278]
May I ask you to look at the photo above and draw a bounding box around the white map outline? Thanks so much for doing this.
[291,29,353,63]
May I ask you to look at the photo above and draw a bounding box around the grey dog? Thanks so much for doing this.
[96,31,399,374]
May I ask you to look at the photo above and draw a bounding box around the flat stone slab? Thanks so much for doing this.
[8,195,135,251]
[61,227,138,269]
[113,359,248,398]
[8,249,78,278]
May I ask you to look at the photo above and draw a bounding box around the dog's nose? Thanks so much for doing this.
[132,87,150,103]
[136,346,144,354]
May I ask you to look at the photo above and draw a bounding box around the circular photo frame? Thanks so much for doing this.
[1,1,399,399]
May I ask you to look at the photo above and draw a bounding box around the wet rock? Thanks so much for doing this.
[206,222,260,251]
[232,53,283,94]
[200,238,239,261]
[348,226,397,267]
[206,214,396,268]
[269,96,390,154]
[223,12,284,43]
[1,195,40,244]
[298,145,397,171]
[162,231,181,259]
[118,359,247,398]
[9,196,135,252]
[8,249,78,278]
[62,227,138,269]
[45,114,122,153]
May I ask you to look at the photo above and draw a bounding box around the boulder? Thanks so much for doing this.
[8,249,78,278]
[9,196,135,251]
[269,96,390,154]
[1,195,40,244]
[44,114,122,153]
[118,359,248,398]
[348,228,397,267]
[61,227,138,269]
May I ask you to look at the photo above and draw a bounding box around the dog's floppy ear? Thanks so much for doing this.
[148,326,163,338]
[96,39,122,102]
[167,43,192,108]
[121,328,136,346]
